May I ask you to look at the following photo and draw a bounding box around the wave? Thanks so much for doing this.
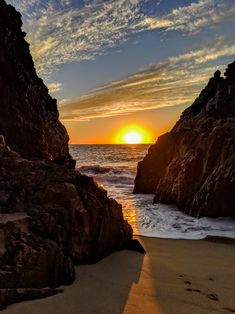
[79,164,135,187]
[101,174,134,185]
[79,164,235,240]
[74,149,235,240]
[127,202,235,240]
[79,165,113,174]
[79,164,135,176]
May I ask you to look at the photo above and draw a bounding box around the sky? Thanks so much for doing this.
[8,0,235,143]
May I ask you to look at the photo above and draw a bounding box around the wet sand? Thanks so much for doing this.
[3,236,235,314]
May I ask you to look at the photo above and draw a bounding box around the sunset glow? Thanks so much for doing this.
[115,125,152,144]
[124,132,142,144]
[9,0,235,144]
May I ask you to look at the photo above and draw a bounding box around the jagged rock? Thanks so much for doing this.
[0,0,133,309]
[0,0,69,161]
[134,62,235,217]
[0,136,132,293]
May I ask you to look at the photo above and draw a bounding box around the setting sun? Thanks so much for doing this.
[115,124,152,144]
[124,132,142,144]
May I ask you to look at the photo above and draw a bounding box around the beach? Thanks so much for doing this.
[3,236,235,314]
[1,1,235,313]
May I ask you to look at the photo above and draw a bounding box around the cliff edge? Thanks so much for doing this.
[134,62,235,217]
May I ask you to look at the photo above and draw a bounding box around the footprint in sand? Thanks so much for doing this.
[207,293,219,301]
[184,280,191,285]
[181,278,201,293]
[178,276,202,295]
[185,288,201,293]
[180,275,227,310]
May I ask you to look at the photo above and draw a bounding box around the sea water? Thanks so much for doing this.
[70,144,235,240]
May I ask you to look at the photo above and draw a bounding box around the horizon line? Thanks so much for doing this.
[69,143,154,145]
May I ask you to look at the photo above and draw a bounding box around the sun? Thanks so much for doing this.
[114,124,152,144]
[124,132,142,144]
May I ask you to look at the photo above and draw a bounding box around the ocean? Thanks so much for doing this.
[70,144,235,240]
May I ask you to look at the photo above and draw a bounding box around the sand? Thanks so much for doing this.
[3,236,235,314]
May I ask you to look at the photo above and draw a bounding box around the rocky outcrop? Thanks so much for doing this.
[0,0,133,309]
[134,62,235,217]
[0,126,132,310]
[0,140,132,291]
[0,0,69,161]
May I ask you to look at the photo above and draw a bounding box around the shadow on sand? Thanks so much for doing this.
[4,250,144,314]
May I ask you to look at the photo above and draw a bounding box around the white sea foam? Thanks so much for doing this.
[70,144,235,240]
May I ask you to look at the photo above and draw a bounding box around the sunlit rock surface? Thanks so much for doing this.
[134,62,235,217]
[0,0,133,309]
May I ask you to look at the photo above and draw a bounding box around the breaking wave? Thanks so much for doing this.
[71,144,235,240]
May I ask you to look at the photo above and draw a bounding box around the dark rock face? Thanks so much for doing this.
[134,62,235,217]
[0,141,132,289]
[0,130,132,310]
[0,0,133,309]
[0,0,69,161]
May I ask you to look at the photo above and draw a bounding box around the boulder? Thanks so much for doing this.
[134,62,235,217]
[0,137,132,293]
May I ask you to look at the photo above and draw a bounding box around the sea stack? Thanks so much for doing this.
[134,62,235,217]
[0,0,132,309]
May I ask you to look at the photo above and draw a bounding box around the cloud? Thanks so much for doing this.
[59,38,235,121]
[47,82,63,93]
[168,38,235,64]
[8,0,144,77]
[7,0,235,79]
[140,0,235,33]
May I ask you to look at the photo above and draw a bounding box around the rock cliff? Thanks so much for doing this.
[0,0,133,309]
[0,0,69,161]
[134,62,235,217]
